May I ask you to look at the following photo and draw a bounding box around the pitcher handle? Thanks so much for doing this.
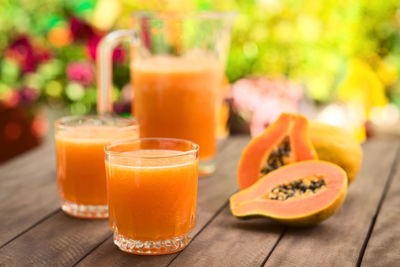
[96,29,136,114]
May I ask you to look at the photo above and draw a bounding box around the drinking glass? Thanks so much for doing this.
[55,115,139,218]
[105,137,199,255]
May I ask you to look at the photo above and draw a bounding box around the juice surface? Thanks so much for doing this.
[56,126,138,205]
[106,149,198,241]
[132,56,223,160]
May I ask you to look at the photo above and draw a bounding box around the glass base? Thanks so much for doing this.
[61,200,108,219]
[199,157,216,176]
[113,232,191,255]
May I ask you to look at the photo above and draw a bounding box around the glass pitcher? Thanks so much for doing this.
[97,11,235,175]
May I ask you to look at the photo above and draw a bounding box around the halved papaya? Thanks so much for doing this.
[238,113,317,190]
[230,160,347,226]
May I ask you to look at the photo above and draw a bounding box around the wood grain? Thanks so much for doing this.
[362,148,400,266]
[76,136,250,266]
[170,205,284,267]
[0,211,110,266]
[2,136,399,266]
[0,143,60,246]
[263,141,399,267]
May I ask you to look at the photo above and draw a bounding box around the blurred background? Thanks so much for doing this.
[1,0,400,162]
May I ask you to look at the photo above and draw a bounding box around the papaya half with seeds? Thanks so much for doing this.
[230,160,348,227]
[237,113,317,190]
[309,122,363,184]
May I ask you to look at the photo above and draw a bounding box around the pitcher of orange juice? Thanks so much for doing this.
[97,11,235,175]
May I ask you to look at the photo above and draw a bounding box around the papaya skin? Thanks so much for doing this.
[233,189,346,227]
[230,160,348,227]
[309,122,363,184]
[237,113,317,190]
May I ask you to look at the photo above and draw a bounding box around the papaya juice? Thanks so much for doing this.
[106,150,198,240]
[55,116,138,218]
[132,56,224,161]
[105,138,199,254]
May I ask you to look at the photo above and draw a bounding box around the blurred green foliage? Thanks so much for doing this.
[0,0,399,115]
[120,0,400,105]
[225,0,400,102]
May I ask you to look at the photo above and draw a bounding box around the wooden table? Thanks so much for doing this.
[0,136,399,266]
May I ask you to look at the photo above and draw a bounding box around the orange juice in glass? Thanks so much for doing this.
[55,116,139,218]
[105,138,199,255]
[97,11,235,175]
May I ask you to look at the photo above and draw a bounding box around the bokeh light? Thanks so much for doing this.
[0,0,400,162]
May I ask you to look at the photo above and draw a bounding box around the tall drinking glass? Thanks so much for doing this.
[97,11,235,175]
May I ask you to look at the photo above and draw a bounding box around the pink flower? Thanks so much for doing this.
[35,47,52,62]
[87,34,126,63]
[112,46,126,63]
[113,101,131,114]
[121,83,133,102]
[5,36,52,73]
[6,36,36,73]
[86,35,102,61]
[68,16,127,62]
[114,84,133,114]
[230,76,303,137]
[69,16,94,41]
[18,87,39,106]
[66,62,94,86]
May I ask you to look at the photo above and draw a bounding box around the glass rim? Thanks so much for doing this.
[131,10,237,20]
[55,115,139,131]
[104,137,200,159]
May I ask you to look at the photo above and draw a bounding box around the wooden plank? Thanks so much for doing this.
[362,149,400,266]
[170,206,284,267]
[0,211,110,266]
[263,141,399,266]
[0,143,60,246]
[76,136,250,266]
[0,141,53,180]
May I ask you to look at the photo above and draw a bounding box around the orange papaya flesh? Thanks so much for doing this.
[237,113,317,190]
[230,160,348,226]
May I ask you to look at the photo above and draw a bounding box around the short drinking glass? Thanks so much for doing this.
[55,115,139,218]
[105,138,199,255]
